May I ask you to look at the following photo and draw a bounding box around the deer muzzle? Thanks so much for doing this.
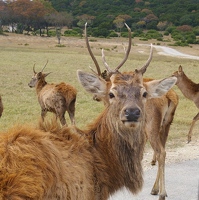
[120,107,141,128]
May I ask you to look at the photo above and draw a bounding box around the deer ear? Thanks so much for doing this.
[77,70,107,95]
[145,77,177,98]
[178,65,183,72]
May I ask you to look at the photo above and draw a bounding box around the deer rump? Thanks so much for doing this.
[39,82,76,114]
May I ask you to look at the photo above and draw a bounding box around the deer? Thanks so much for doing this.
[173,65,199,143]
[84,23,178,200]
[28,61,77,126]
[0,24,177,200]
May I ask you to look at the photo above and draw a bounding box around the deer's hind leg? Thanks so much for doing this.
[68,98,76,125]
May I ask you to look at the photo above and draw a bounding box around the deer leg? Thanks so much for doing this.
[41,109,47,121]
[55,105,67,126]
[187,112,199,143]
[150,144,167,200]
[58,112,67,126]
[151,152,157,165]
[68,99,76,125]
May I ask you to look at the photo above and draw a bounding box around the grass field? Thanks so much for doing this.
[0,33,198,149]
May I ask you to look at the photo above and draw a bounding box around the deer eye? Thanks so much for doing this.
[109,92,115,99]
[143,91,148,98]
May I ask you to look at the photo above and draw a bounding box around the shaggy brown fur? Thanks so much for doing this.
[28,64,77,126]
[173,65,199,143]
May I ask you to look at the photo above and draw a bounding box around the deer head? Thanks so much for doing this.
[78,23,177,129]
[28,60,51,88]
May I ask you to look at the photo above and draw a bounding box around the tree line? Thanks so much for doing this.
[0,0,199,45]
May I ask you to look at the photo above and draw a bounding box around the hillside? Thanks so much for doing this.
[49,0,199,30]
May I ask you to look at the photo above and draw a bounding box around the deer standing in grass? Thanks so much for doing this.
[85,23,178,200]
[28,61,77,126]
[173,65,199,143]
[0,24,177,200]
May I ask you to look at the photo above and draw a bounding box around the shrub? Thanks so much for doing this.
[109,31,118,37]
[64,29,80,37]
[164,31,169,36]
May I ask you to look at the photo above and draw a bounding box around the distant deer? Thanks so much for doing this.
[28,61,77,126]
[0,23,177,200]
[173,65,199,143]
[85,23,178,200]
[0,96,3,117]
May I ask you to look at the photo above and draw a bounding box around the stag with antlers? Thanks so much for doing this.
[0,24,177,200]
[173,65,199,143]
[84,23,178,200]
[28,61,77,126]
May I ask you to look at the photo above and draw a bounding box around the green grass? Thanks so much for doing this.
[0,34,198,149]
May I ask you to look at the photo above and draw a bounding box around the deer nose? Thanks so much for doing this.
[124,108,140,122]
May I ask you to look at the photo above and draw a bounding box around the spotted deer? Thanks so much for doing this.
[173,65,199,143]
[0,24,177,200]
[28,61,77,126]
[84,23,178,200]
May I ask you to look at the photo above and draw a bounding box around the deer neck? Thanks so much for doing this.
[36,79,47,94]
[86,107,145,193]
[177,74,198,101]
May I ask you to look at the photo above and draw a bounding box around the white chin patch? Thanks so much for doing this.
[123,121,139,128]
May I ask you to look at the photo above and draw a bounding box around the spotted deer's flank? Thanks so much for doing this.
[84,23,178,200]
[0,24,177,200]
[173,65,199,143]
[28,61,77,126]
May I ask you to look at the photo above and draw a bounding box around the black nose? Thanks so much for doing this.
[124,108,140,122]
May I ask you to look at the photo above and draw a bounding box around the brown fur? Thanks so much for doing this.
[173,65,199,143]
[28,67,77,126]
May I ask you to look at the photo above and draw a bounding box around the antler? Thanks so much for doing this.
[135,44,153,75]
[101,23,132,78]
[41,60,49,72]
[114,23,132,72]
[85,23,101,76]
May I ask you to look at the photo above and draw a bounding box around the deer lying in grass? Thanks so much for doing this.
[173,65,199,143]
[0,96,3,117]
[85,23,178,200]
[28,61,77,126]
[0,24,177,200]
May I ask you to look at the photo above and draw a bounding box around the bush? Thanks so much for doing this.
[64,29,81,37]
[48,30,56,37]
[109,31,118,37]
[121,32,130,38]
[164,31,169,36]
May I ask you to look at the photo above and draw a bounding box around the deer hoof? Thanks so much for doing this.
[151,160,156,165]
[151,189,158,195]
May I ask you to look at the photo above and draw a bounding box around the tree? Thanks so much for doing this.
[5,0,54,34]
[45,12,73,44]
[113,17,125,35]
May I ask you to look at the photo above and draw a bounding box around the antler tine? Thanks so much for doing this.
[138,43,153,75]
[114,23,132,72]
[33,63,36,74]
[101,49,112,72]
[85,23,101,76]
[41,60,49,72]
